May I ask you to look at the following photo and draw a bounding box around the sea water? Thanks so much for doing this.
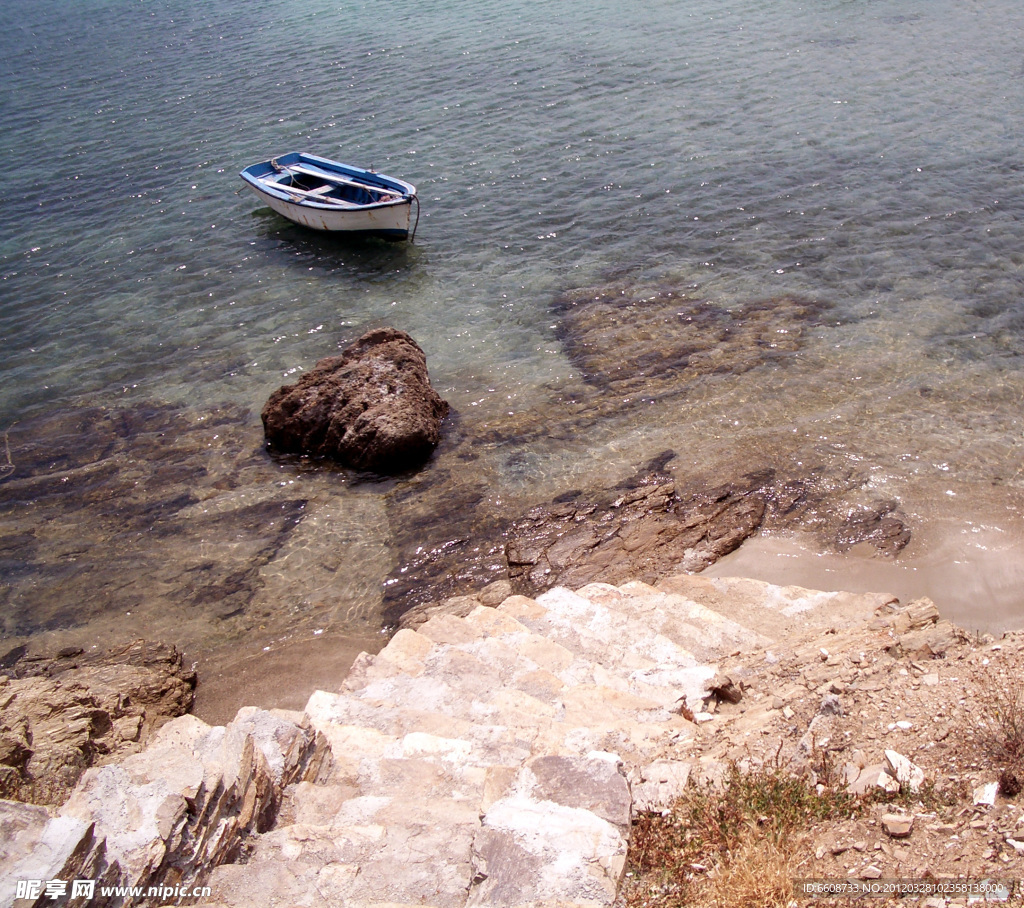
[3,0,1024,682]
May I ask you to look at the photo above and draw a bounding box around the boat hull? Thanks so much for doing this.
[249,187,413,236]
[239,152,417,239]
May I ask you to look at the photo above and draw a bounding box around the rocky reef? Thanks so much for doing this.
[0,401,304,638]
[555,287,829,393]
[376,276,907,624]
[382,451,910,627]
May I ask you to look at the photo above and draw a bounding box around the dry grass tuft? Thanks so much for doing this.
[697,829,798,908]
[625,762,856,908]
[976,674,1024,797]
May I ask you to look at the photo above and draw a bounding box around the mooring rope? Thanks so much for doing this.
[410,195,421,243]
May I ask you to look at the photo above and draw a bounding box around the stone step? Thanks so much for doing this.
[656,573,898,651]
[444,610,697,713]
[211,751,634,908]
[340,590,729,719]
[577,580,772,661]
[306,677,691,778]
[503,590,699,672]
[268,794,480,907]
[317,602,703,761]
[308,695,535,761]
[290,743,490,814]
[499,591,716,710]
[467,752,630,907]
[205,577,835,908]
[210,851,465,908]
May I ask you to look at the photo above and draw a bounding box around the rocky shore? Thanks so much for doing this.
[2,572,1023,908]
[1,294,1022,906]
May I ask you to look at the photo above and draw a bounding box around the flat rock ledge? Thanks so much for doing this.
[261,328,450,473]
[0,576,998,907]
[0,641,197,807]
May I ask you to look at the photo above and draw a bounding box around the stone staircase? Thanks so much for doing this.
[205,576,895,908]
[1,574,901,908]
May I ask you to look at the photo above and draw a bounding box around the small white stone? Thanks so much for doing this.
[973,782,999,806]
[884,750,925,792]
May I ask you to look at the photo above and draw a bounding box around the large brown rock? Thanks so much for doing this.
[261,328,450,472]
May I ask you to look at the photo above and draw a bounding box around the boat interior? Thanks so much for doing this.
[260,163,402,207]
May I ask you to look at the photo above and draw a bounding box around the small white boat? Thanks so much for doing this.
[239,152,419,240]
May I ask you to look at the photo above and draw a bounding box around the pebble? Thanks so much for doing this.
[927,823,957,835]
[882,812,914,838]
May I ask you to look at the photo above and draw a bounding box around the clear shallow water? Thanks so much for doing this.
[4,0,1024,671]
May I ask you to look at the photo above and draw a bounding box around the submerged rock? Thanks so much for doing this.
[0,400,308,639]
[555,288,830,394]
[261,327,450,473]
